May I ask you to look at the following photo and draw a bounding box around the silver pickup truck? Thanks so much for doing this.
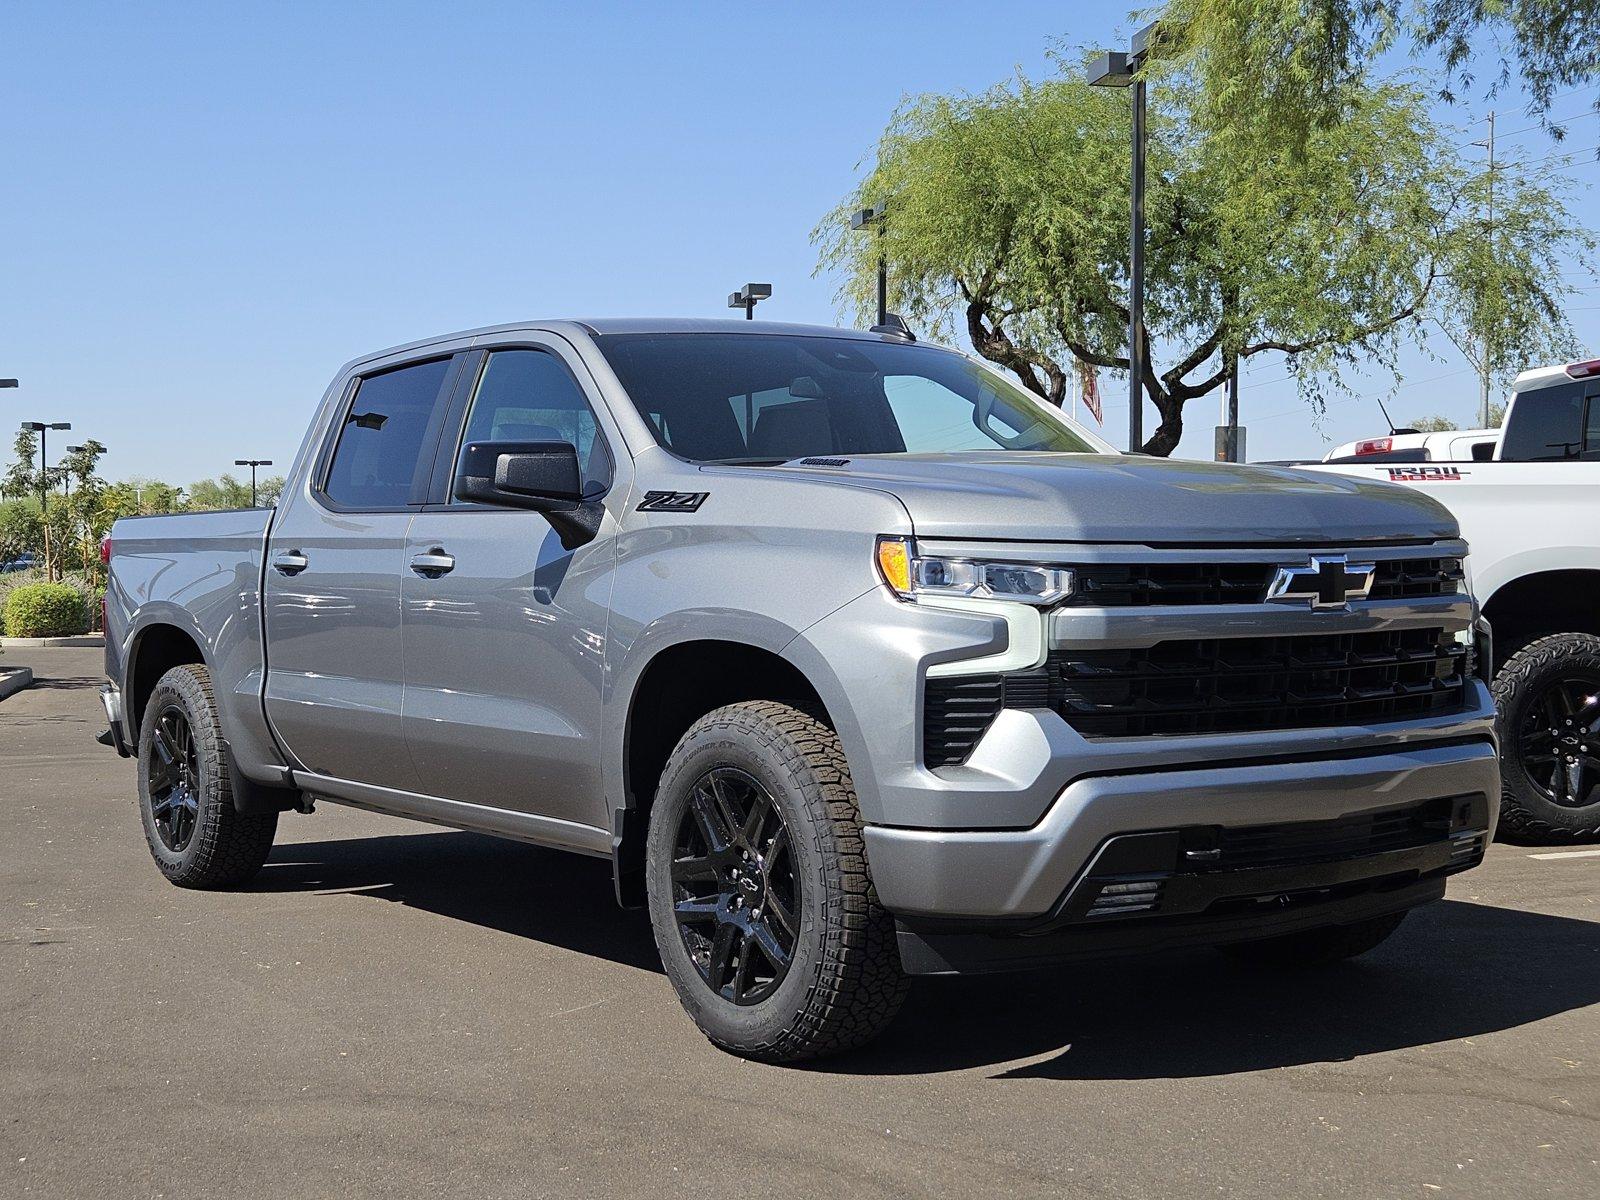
[100,318,1499,1061]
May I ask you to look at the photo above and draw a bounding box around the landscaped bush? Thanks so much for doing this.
[2,582,89,638]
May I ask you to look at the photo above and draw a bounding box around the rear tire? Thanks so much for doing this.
[1217,911,1407,968]
[645,701,908,1062]
[137,664,277,888]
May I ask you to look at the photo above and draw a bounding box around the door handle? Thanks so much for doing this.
[271,550,309,576]
[409,550,455,578]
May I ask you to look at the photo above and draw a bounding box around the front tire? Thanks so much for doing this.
[645,701,908,1062]
[137,664,277,888]
[1217,911,1407,967]
[1493,633,1600,843]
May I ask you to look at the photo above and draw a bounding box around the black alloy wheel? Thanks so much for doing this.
[1515,672,1600,809]
[147,703,202,852]
[670,767,799,1005]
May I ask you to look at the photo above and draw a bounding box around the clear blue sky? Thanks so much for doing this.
[3,1,1596,485]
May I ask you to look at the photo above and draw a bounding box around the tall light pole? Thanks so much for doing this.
[1089,21,1160,454]
[728,282,772,320]
[850,202,889,327]
[235,459,273,507]
[20,420,71,579]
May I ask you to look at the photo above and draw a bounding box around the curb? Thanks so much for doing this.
[0,635,104,649]
[0,667,34,701]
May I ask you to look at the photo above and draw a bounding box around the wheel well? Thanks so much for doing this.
[128,625,204,738]
[1483,570,1600,670]
[615,639,831,906]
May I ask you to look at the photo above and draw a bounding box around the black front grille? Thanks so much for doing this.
[1210,797,1457,870]
[1063,556,1462,607]
[922,627,1470,763]
[1048,627,1469,738]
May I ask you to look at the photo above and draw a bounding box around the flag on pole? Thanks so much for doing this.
[1080,361,1103,425]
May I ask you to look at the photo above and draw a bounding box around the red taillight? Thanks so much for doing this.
[100,535,112,565]
[1565,358,1600,379]
[1355,437,1393,456]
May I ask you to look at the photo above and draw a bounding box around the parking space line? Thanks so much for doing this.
[1526,849,1600,860]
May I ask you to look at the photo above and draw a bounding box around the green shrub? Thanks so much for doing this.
[3,582,89,638]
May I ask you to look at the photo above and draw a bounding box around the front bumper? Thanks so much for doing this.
[864,738,1499,972]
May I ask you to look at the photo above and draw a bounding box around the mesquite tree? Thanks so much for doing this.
[816,56,1589,455]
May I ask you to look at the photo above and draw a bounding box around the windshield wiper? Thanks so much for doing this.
[704,457,793,466]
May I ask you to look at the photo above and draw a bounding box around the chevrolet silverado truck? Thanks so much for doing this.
[99,319,1499,1061]
[1310,356,1600,843]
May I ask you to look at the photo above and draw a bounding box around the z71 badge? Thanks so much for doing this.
[1384,466,1467,482]
[636,490,710,512]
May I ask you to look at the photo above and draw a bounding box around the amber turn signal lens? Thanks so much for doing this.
[875,536,914,598]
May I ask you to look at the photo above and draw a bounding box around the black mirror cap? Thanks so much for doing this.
[454,440,583,507]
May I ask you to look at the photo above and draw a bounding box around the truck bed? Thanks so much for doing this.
[1302,460,1600,601]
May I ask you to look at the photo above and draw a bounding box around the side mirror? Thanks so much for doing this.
[452,440,602,550]
[454,440,583,507]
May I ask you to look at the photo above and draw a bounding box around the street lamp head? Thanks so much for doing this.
[50,422,71,431]
[850,202,887,230]
[66,445,86,453]
[1087,50,1135,87]
[728,283,772,308]
[0,379,17,389]
[21,421,44,432]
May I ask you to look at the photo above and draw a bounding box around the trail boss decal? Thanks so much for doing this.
[1384,466,1468,482]
[636,490,710,512]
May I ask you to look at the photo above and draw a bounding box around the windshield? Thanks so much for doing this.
[595,333,1102,462]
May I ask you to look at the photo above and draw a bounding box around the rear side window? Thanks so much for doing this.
[455,349,612,495]
[1500,383,1590,462]
[324,358,453,508]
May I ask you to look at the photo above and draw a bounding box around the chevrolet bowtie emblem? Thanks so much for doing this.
[1266,555,1376,609]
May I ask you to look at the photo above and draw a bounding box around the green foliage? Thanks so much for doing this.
[1408,415,1460,431]
[187,474,254,510]
[0,499,43,563]
[816,51,1590,453]
[1167,0,1600,148]
[2,581,88,638]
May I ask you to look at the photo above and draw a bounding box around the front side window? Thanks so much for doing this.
[323,357,453,508]
[455,349,612,495]
[596,333,1102,463]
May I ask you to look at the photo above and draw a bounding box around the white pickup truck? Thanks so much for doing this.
[1310,358,1600,843]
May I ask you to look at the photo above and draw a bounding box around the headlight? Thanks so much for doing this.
[875,536,1074,607]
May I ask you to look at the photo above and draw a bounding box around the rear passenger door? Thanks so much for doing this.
[263,353,464,791]
[399,340,623,834]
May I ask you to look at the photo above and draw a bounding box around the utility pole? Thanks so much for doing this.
[851,203,889,327]
[1089,21,1160,453]
[1477,110,1496,429]
[235,459,273,507]
[20,420,71,580]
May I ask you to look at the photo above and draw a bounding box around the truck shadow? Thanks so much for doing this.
[256,829,662,974]
[254,831,1600,1079]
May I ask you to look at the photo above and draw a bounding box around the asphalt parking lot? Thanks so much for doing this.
[3,647,1598,1199]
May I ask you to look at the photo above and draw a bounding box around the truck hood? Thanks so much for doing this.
[768,452,1458,544]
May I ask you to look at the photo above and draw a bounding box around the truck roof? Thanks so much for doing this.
[345,318,911,374]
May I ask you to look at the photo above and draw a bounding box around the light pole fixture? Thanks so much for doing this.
[728,282,772,320]
[0,379,17,388]
[1089,20,1161,453]
[850,202,889,327]
[235,459,273,507]
[20,420,71,579]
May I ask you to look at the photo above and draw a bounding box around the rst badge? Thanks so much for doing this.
[1266,555,1376,610]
